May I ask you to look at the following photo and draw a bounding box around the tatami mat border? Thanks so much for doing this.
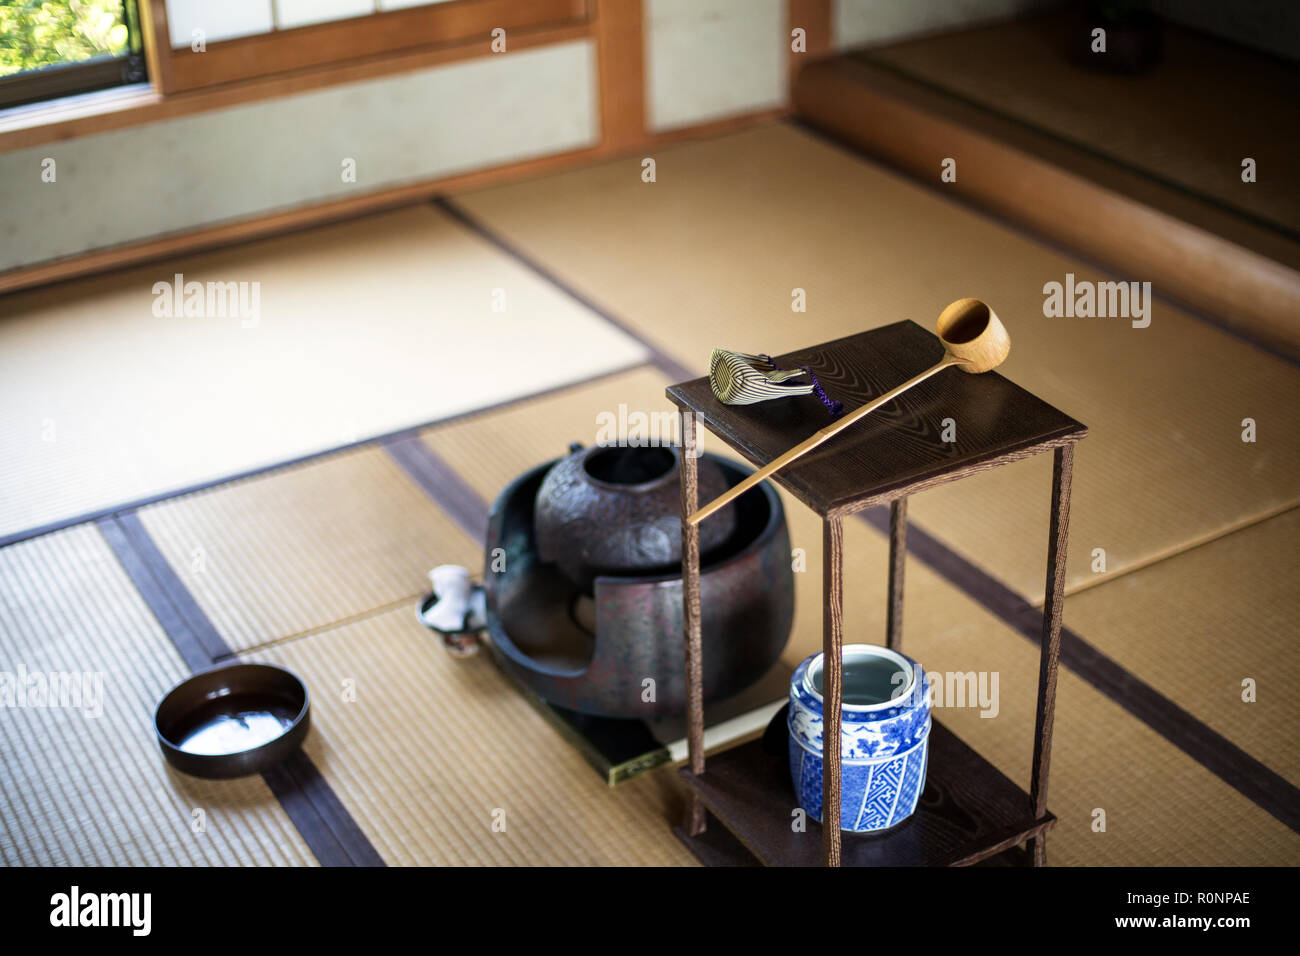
[858,507,1300,832]
[99,513,228,669]
[384,435,491,542]
[431,198,693,383]
[97,511,386,867]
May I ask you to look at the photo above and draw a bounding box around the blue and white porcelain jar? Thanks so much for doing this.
[788,644,931,832]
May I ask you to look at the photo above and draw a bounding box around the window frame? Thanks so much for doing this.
[144,0,590,95]
[0,0,147,110]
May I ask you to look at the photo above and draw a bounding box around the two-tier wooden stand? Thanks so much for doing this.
[667,321,1087,866]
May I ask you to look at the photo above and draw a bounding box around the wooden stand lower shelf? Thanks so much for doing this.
[677,720,1054,867]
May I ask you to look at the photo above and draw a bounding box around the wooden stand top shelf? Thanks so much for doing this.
[666,320,1086,517]
[667,319,1086,867]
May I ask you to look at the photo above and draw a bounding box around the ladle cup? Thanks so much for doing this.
[688,299,1010,526]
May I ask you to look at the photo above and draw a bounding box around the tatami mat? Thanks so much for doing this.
[139,445,482,655]
[249,606,695,866]
[422,366,1298,864]
[1064,508,1300,788]
[5,371,1292,865]
[0,204,646,540]
[863,13,1300,234]
[0,525,316,866]
[450,122,1300,605]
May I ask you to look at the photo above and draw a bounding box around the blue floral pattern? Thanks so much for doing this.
[787,647,932,832]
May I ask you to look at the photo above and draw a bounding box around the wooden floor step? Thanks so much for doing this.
[792,13,1300,358]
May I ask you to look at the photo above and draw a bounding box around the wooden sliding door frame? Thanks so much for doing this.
[139,1,174,93]
[593,0,645,151]
[148,0,590,94]
[788,0,833,81]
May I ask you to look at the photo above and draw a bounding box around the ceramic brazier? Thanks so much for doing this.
[483,452,793,718]
[788,644,931,832]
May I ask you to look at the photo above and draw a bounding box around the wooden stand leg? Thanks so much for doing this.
[886,497,907,651]
[679,411,706,836]
[822,516,844,866]
[1028,444,1074,867]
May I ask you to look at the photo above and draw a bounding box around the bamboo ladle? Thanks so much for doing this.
[687,298,1010,526]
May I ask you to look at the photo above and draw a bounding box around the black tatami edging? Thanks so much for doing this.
[100,513,229,668]
[98,511,387,867]
[384,435,491,542]
[432,196,694,384]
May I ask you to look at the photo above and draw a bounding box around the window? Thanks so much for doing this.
[0,1,146,109]
[154,0,588,94]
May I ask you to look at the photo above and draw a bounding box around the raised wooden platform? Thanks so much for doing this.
[794,14,1300,358]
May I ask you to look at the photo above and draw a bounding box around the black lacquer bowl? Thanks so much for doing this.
[485,452,794,719]
[154,663,310,778]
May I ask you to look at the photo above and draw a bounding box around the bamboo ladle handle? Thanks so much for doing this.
[687,299,1010,527]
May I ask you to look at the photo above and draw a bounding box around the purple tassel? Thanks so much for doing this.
[757,354,843,418]
[801,366,844,418]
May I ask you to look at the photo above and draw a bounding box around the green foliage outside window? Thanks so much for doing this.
[0,1,130,77]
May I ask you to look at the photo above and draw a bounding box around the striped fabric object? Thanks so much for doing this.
[709,348,816,405]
